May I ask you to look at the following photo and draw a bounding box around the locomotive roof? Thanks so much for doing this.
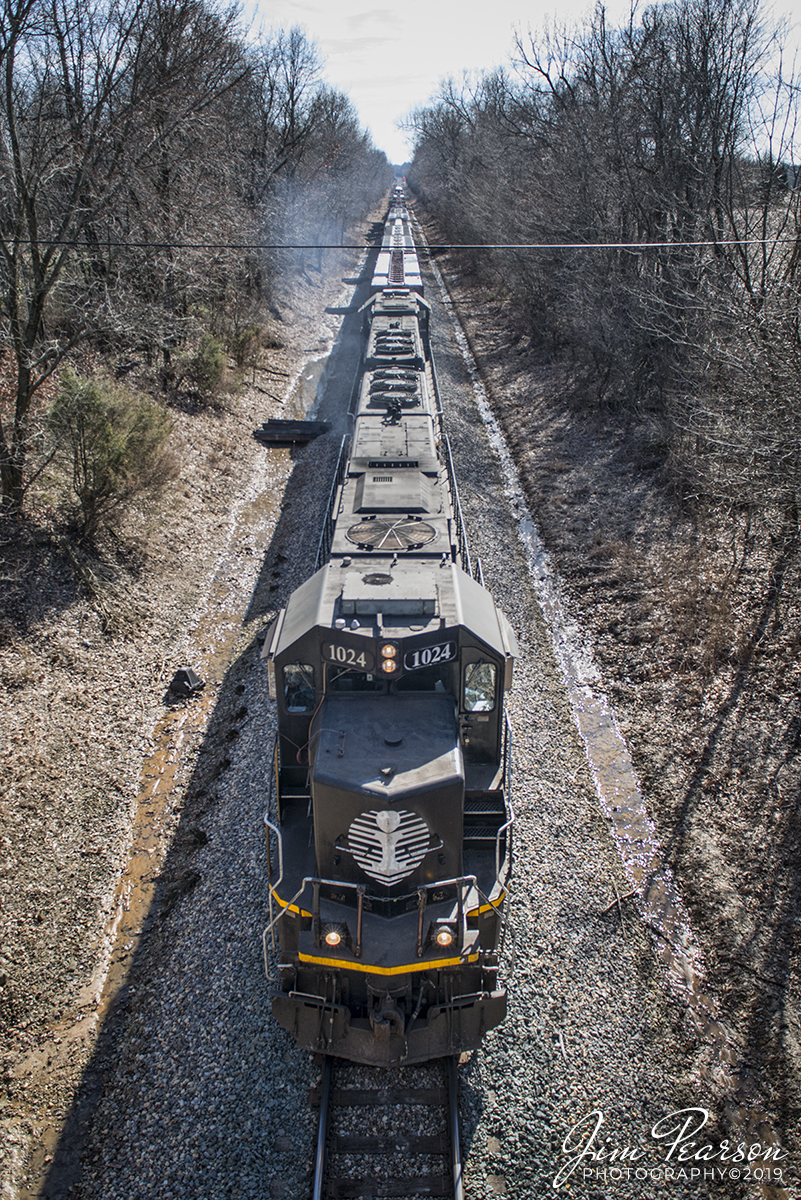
[358,289,431,317]
[268,558,517,663]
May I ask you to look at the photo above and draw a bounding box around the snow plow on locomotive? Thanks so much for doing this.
[261,193,517,1066]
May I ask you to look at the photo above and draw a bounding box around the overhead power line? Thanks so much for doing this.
[4,236,800,252]
[426,238,799,250]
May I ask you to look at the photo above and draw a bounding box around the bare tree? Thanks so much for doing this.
[243,25,325,208]
[408,0,801,525]
[0,0,246,510]
[241,28,390,284]
[0,1,392,511]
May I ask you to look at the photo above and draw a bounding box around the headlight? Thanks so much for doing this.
[379,643,399,674]
[433,923,456,948]
[323,924,347,948]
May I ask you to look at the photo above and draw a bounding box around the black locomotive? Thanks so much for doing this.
[262,188,517,1066]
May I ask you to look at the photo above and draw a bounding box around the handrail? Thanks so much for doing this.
[428,348,472,576]
[429,347,445,418]
[494,712,515,886]
[263,874,315,984]
[262,813,285,979]
[314,433,350,571]
[440,431,472,576]
[263,813,284,888]
[268,734,279,823]
[262,872,497,965]
[265,718,514,964]
[503,709,514,796]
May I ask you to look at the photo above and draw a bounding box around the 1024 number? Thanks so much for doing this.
[324,643,372,670]
[403,642,456,671]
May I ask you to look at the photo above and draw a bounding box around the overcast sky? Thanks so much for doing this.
[242,1,801,165]
[242,0,639,164]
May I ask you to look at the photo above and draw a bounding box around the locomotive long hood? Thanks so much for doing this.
[309,693,464,887]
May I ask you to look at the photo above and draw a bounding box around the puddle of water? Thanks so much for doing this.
[416,219,792,1196]
[282,355,330,421]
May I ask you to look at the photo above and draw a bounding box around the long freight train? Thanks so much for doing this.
[261,188,518,1066]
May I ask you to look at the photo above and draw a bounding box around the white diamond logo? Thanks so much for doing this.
[348,809,430,884]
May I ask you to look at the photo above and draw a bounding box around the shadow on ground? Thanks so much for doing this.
[32,237,380,1200]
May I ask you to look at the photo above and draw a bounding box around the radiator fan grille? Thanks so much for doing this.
[346,517,436,550]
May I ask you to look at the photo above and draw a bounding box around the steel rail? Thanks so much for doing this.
[310,1056,464,1199]
[311,1055,334,1200]
[448,1056,465,1200]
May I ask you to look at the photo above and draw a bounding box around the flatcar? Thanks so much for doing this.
[262,192,517,1066]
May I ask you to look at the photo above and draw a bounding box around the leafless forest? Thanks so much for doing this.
[0,0,392,520]
[408,0,801,549]
[407,0,801,1154]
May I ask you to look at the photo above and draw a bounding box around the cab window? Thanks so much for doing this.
[326,666,384,693]
[283,663,315,712]
[395,664,451,693]
[463,661,496,712]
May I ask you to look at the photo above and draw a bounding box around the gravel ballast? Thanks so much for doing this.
[1,206,795,1200]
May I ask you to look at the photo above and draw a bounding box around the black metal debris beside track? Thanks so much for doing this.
[254,419,332,447]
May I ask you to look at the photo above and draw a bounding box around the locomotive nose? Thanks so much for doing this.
[309,693,464,887]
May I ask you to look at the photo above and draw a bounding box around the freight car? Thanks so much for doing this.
[261,193,517,1066]
[370,187,423,293]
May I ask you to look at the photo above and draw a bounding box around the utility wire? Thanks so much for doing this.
[4,236,800,251]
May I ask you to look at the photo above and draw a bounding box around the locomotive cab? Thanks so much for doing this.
[262,558,517,1065]
[264,559,515,803]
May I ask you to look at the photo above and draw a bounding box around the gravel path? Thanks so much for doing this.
[4,209,792,1200]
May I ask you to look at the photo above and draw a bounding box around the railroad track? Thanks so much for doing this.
[310,1056,464,1200]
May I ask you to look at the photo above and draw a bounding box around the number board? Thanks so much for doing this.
[403,641,456,671]
[323,642,375,671]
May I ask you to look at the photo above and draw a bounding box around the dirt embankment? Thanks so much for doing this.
[0,252,357,1191]
[440,265,801,1149]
